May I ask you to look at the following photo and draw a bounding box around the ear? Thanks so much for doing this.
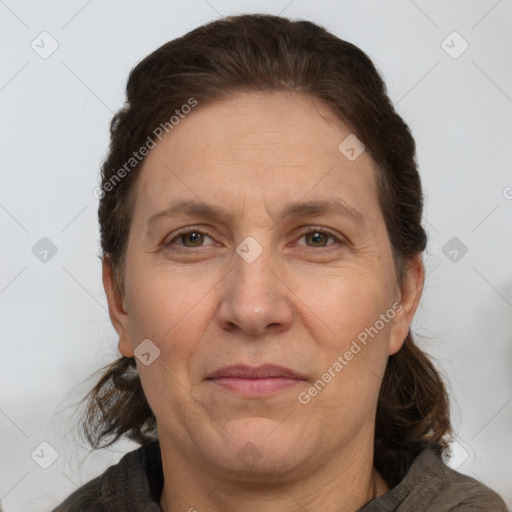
[388,254,425,355]
[102,256,134,357]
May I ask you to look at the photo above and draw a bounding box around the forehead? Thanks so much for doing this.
[132,91,381,228]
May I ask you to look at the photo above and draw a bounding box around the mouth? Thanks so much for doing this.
[206,364,306,397]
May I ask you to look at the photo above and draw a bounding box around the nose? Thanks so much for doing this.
[216,241,293,337]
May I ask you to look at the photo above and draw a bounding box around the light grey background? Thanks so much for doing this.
[1,1,511,510]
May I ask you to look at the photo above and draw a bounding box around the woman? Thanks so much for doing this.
[54,13,507,512]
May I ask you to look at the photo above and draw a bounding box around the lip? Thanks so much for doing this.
[206,364,303,380]
[206,364,305,397]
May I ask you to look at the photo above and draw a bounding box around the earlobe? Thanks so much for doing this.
[117,338,135,358]
[388,254,425,355]
[102,256,134,357]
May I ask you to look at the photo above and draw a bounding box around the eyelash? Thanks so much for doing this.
[164,226,344,251]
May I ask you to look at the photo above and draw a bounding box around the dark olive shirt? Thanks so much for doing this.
[53,441,507,511]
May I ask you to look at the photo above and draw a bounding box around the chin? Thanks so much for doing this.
[201,420,315,478]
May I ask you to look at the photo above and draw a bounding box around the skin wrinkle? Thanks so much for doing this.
[102,90,424,512]
[144,198,369,248]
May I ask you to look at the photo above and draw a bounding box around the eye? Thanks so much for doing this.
[164,228,216,249]
[293,227,342,249]
[163,226,343,251]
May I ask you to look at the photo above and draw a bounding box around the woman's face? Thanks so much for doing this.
[104,91,423,480]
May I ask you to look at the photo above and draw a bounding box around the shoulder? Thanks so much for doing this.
[52,471,106,512]
[428,456,508,511]
[361,446,508,512]
[418,449,507,511]
[52,442,163,512]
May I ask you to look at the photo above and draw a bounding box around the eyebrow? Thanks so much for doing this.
[147,198,367,235]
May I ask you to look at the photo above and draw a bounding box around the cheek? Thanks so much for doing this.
[286,261,395,343]
[336,284,394,345]
[301,286,391,432]
[121,279,194,410]
[295,269,393,401]
[125,266,211,340]
[129,275,205,428]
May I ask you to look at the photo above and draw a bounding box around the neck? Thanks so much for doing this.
[158,436,389,512]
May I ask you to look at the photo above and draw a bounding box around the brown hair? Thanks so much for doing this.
[84,13,451,486]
